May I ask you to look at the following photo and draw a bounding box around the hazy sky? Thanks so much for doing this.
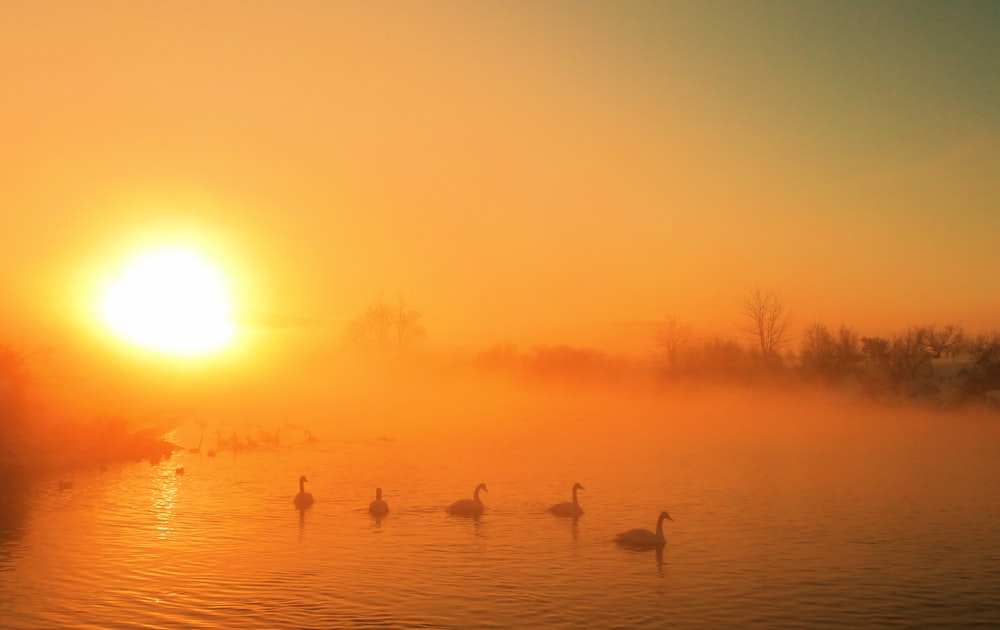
[3,0,998,354]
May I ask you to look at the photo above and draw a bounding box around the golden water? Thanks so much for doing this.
[2,389,999,628]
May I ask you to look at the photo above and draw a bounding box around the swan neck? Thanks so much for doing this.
[299,479,305,493]
[571,486,578,505]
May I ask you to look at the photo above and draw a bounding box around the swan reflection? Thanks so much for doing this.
[298,505,308,540]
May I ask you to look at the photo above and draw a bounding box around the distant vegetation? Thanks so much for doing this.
[470,289,1000,411]
[0,342,175,480]
[649,290,1000,409]
[344,295,425,353]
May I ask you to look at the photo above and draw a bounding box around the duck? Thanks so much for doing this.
[175,466,185,475]
[369,487,389,516]
[294,475,314,509]
[549,482,585,517]
[447,482,487,516]
[615,511,672,548]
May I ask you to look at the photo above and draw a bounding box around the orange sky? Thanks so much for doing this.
[2,1,998,359]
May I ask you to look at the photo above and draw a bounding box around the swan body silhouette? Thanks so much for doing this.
[447,483,487,516]
[294,475,314,509]
[549,482,585,517]
[615,511,672,548]
[369,487,389,516]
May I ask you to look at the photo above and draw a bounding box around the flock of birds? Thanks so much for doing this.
[294,477,674,549]
[58,430,672,550]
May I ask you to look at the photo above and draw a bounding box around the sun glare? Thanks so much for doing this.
[98,246,237,356]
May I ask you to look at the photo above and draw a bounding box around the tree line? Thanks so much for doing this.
[655,288,1000,406]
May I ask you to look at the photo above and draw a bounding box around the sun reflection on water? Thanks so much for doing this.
[150,445,180,541]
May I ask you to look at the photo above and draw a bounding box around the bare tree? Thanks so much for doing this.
[393,298,424,347]
[861,336,890,362]
[800,322,862,379]
[738,288,792,365]
[654,316,692,369]
[969,330,1000,367]
[962,330,1000,396]
[924,323,965,358]
[887,326,934,382]
[346,295,424,352]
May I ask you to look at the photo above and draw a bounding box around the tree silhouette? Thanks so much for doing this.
[654,316,692,369]
[800,322,862,380]
[346,295,425,352]
[924,323,965,358]
[887,327,934,382]
[738,288,792,365]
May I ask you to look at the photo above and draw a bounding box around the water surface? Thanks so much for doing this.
[2,389,998,628]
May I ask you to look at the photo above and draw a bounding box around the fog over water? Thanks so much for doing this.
[3,374,999,629]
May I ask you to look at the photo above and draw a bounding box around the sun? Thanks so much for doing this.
[98,246,237,356]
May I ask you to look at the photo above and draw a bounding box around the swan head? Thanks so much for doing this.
[660,510,672,522]
[300,476,308,484]
[573,482,585,491]
[476,482,488,494]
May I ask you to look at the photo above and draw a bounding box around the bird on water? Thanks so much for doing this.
[294,475,314,509]
[447,483,487,516]
[615,511,672,548]
[369,487,389,516]
[549,482,585,517]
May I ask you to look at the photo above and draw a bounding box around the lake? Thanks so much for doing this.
[2,385,999,628]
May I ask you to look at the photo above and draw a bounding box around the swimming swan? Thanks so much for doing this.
[447,483,487,516]
[294,475,314,509]
[369,487,389,516]
[615,511,672,548]
[549,482,585,517]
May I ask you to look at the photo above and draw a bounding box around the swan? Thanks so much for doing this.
[447,482,487,516]
[615,511,672,548]
[293,475,314,509]
[549,482,585,517]
[369,487,389,516]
